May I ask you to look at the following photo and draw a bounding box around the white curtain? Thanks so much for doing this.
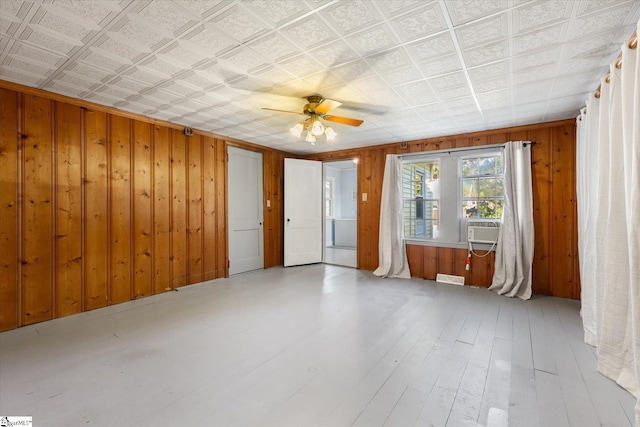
[373,154,411,279]
[489,141,534,300]
[576,20,640,425]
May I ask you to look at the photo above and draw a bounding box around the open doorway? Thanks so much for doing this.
[323,160,357,268]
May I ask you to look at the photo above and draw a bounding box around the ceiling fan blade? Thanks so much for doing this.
[261,107,305,116]
[323,115,364,127]
[315,98,342,114]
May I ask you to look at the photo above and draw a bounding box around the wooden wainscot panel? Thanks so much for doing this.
[530,127,551,296]
[84,109,109,310]
[22,94,54,325]
[215,139,227,278]
[55,102,83,317]
[202,136,217,281]
[0,88,20,331]
[170,129,188,288]
[133,120,152,299]
[406,244,423,278]
[187,135,204,284]
[153,125,171,293]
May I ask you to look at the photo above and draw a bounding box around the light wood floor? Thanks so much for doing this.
[0,265,635,426]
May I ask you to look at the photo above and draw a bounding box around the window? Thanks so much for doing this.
[402,160,439,239]
[461,155,504,219]
[401,146,504,246]
[325,177,335,218]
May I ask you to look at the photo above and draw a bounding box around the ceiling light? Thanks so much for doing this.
[311,118,324,136]
[290,122,304,137]
[305,131,316,144]
[325,126,337,141]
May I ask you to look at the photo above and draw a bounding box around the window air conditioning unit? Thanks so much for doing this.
[467,222,500,244]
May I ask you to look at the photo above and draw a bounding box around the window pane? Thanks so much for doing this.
[462,158,478,176]
[478,199,503,218]
[496,177,504,197]
[462,178,477,198]
[496,155,504,174]
[478,157,495,175]
[462,200,479,218]
[479,177,496,197]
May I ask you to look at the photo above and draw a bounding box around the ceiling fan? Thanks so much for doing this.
[262,95,364,145]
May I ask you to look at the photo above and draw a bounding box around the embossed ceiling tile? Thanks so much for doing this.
[158,42,210,68]
[462,40,509,67]
[436,85,473,100]
[5,57,55,77]
[122,66,167,85]
[178,0,230,19]
[250,66,295,86]
[513,81,552,102]
[1,15,20,37]
[473,76,508,94]
[445,0,506,25]
[576,0,632,16]
[35,10,96,41]
[182,23,239,56]
[381,65,423,85]
[324,0,381,34]
[513,46,560,70]
[47,0,121,26]
[139,56,185,78]
[57,71,101,89]
[308,41,359,68]
[66,62,112,81]
[13,42,66,66]
[456,14,508,49]
[218,46,270,73]
[572,4,634,38]
[144,89,185,104]
[174,71,218,91]
[160,81,200,98]
[418,54,461,77]
[513,64,558,85]
[243,0,308,26]
[376,0,424,18]
[97,35,146,62]
[278,54,324,78]
[346,24,397,55]
[390,2,447,42]
[0,69,42,86]
[467,60,510,82]
[83,92,122,106]
[118,18,168,50]
[2,0,32,19]
[403,92,441,107]
[139,1,195,35]
[47,81,85,97]
[81,49,129,71]
[406,33,456,62]
[428,71,468,91]
[477,89,511,109]
[348,75,388,94]
[250,33,299,62]
[331,60,374,82]
[513,23,567,55]
[513,1,573,34]
[395,80,433,97]
[282,16,338,49]
[109,77,149,94]
[211,5,268,42]
[301,70,344,90]
[413,101,448,116]
[26,28,79,55]
[562,30,621,62]
[366,48,412,73]
[97,84,137,100]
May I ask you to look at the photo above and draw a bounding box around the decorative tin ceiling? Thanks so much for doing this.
[1,0,638,154]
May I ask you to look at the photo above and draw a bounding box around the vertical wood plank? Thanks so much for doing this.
[0,88,20,331]
[22,95,54,325]
[171,129,188,287]
[202,136,217,280]
[530,128,552,296]
[215,139,227,278]
[406,244,423,278]
[187,135,203,284]
[133,120,152,298]
[109,116,131,304]
[153,125,171,293]
[55,102,82,317]
[551,124,578,299]
[423,246,438,280]
[437,247,455,276]
[358,149,372,270]
[84,110,108,310]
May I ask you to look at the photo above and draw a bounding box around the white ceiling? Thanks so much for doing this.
[1,0,638,154]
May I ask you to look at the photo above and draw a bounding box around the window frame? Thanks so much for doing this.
[325,176,336,219]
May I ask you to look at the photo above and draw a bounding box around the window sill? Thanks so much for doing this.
[403,238,497,251]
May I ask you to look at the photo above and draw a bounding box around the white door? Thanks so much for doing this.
[228,146,263,275]
[284,158,323,267]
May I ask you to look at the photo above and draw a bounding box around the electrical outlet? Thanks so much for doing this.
[362,192,367,202]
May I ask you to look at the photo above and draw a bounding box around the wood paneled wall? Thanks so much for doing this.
[304,120,579,300]
[0,85,286,331]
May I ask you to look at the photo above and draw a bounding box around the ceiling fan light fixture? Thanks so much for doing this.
[290,122,304,137]
[311,117,325,136]
[325,126,337,141]
[305,131,316,144]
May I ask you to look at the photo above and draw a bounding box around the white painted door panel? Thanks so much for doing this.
[228,146,263,275]
[284,158,322,267]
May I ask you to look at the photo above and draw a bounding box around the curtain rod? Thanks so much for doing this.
[399,141,536,159]
[595,31,637,98]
